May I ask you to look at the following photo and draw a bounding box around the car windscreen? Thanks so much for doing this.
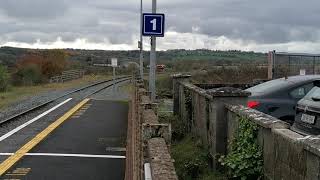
[246,79,288,93]
[304,86,320,100]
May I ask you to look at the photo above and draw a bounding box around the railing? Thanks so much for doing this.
[49,69,85,83]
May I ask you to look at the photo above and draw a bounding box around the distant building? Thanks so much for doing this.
[157,64,166,72]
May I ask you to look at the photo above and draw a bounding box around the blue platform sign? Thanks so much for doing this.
[142,13,165,37]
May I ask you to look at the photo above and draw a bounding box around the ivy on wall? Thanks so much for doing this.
[219,117,263,179]
[184,88,193,133]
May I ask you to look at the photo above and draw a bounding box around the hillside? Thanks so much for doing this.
[0,46,267,67]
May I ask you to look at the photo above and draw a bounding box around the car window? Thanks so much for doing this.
[305,86,320,100]
[290,83,314,99]
[304,83,314,93]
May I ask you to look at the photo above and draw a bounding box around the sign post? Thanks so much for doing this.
[142,0,165,102]
[139,0,144,78]
[111,58,118,93]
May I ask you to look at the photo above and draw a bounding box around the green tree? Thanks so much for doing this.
[0,65,10,92]
[13,64,43,86]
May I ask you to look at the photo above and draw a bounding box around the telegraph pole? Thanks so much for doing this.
[149,0,157,102]
[139,0,144,78]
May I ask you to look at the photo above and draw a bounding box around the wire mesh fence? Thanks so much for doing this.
[268,51,320,79]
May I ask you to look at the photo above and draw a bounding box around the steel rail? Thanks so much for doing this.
[0,76,131,125]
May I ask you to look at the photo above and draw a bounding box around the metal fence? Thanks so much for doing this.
[268,51,320,79]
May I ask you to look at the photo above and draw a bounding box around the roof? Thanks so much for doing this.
[247,75,320,95]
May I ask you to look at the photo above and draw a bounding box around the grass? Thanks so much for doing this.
[119,82,133,94]
[171,135,227,180]
[159,112,227,180]
[0,74,111,110]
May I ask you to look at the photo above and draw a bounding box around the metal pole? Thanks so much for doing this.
[139,0,144,78]
[113,66,116,93]
[149,0,157,102]
[314,56,316,74]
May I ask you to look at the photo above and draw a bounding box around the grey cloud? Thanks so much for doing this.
[162,0,320,43]
[0,0,68,19]
[0,0,320,47]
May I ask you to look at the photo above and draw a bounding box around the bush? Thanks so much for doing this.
[160,113,227,179]
[13,64,43,86]
[0,65,10,92]
[158,113,186,141]
[171,135,210,180]
[219,117,263,179]
[17,49,68,79]
[191,65,268,84]
[156,75,173,98]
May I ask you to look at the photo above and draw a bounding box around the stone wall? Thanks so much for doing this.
[172,74,249,169]
[172,74,320,179]
[125,78,178,180]
[227,105,320,180]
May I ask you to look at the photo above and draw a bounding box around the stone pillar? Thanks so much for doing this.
[172,74,191,116]
[206,87,251,170]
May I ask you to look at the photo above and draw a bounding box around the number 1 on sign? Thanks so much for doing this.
[150,19,157,30]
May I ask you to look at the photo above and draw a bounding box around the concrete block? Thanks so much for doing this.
[274,130,290,164]
[226,105,290,129]
[261,128,275,178]
[306,151,320,180]
[274,162,282,180]
[290,169,304,180]
[274,162,292,180]
[226,111,239,153]
[273,129,304,163]
[303,136,320,157]
[280,163,291,180]
[288,141,306,176]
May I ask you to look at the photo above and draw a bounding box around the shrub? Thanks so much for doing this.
[13,64,43,86]
[171,135,210,180]
[41,49,68,78]
[219,117,263,179]
[0,65,10,92]
[16,49,68,79]
[156,75,173,98]
[158,112,186,141]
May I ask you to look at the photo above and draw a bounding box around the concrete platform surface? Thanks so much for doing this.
[0,100,128,180]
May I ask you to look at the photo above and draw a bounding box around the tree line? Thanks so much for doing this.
[0,49,69,91]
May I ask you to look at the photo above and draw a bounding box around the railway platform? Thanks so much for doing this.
[0,81,130,180]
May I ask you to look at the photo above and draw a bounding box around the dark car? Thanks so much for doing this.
[246,75,320,124]
[291,85,320,135]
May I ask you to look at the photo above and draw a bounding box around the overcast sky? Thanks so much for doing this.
[0,0,319,53]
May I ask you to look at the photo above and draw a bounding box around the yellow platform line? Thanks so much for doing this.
[0,98,90,176]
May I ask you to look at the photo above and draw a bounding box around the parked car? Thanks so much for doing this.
[291,84,320,135]
[246,75,320,124]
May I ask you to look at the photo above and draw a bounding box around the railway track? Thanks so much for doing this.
[0,76,131,125]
